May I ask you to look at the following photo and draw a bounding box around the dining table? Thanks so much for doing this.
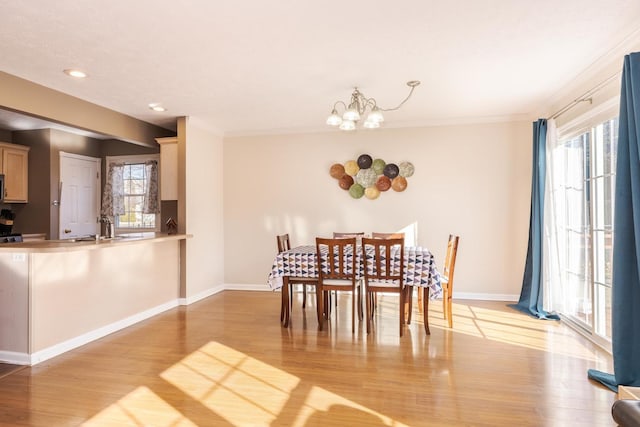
[267,244,441,330]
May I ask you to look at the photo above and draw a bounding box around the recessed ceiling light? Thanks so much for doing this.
[63,69,87,78]
[148,103,167,112]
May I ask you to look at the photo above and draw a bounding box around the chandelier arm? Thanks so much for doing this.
[378,85,418,112]
[361,97,377,110]
[332,100,348,111]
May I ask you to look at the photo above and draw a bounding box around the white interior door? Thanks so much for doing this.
[59,152,101,239]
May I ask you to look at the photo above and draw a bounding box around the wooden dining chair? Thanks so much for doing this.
[315,237,362,333]
[370,233,406,313]
[441,234,460,328]
[371,232,405,239]
[276,234,318,321]
[361,237,407,337]
[327,232,365,310]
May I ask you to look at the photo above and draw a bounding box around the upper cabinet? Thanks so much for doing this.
[0,142,30,203]
[156,137,178,201]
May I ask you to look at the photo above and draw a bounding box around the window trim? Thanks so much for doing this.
[105,154,161,233]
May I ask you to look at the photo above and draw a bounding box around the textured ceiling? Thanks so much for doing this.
[1,0,640,136]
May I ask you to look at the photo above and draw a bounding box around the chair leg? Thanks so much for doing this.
[417,287,423,313]
[316,286,324,330]
[351,289,355,333]
[282,277,291,328]
[290,284,294,312]
[366,291,372,334]
[280,288,285,322]
[447,292,453,328]
[400,289,405,337]
[442,287,448,321]
[423,287,430,335]
[302,285,307,309]
[406,286,413,325]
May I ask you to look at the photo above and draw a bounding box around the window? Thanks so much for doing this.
[102,155,160,232]
[551,115,617,348]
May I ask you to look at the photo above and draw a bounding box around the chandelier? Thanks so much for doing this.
[326,80,420,131]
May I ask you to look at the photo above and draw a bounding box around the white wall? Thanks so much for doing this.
[223,121,531,299]
[184,118,225,299]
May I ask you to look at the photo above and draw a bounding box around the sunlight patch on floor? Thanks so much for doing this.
[291,385,408,426]
[160,342,298,425]
[413,301,602,362]
[158,341,407,426]
[83,386,197,426]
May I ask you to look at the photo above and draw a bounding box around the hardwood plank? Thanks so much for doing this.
[0,291,616,426]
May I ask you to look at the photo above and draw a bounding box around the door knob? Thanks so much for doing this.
[64,229,72,234]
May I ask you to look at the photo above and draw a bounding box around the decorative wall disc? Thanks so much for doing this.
[330,153,414,200]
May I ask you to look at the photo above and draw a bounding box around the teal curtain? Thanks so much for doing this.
[510,119,559,320]
[588,52,640,392]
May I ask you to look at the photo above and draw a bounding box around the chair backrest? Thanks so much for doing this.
[443,234,460,282]
[371,232,405,240]
[361,237,405,284]
[316,237,357,282]
[276,233,291,253]
[333,232,365,238]
[333,232,365,245]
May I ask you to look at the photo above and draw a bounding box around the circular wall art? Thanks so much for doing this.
[349,183,365,199]
[376,175,391,191]
[344,160,359,176]
[383,163,400,179]
[355,168,377,188]
[372,158,386,174]
[338,174,354,190]
[399,161,415,177]
[329,163,345,179]
[329,153,415,200]
[357,154,373,169]
[391,176,408,192]
[364,186,380,200]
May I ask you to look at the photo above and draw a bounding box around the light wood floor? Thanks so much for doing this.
[0,290,616,426]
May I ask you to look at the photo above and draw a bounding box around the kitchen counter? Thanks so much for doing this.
[0,232,190,253]
[0,233,191,365]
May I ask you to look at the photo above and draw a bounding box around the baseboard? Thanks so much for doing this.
[453,292,519,302]
[224,283,274,292]
[179,285,226,305]
[29,299,180,366]
[0,350,31,365]
[220,285,518,302]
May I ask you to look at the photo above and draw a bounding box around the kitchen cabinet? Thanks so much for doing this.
[155,137,178,201]
[0,142,30,203]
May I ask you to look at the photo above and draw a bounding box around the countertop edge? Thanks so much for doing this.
[0,233,193,253]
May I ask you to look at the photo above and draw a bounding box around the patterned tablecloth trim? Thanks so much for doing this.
[268,245,442,299]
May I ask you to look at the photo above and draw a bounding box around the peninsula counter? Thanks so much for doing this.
[0,233,190,365]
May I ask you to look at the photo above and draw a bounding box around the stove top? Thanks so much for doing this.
[0,234,22,243]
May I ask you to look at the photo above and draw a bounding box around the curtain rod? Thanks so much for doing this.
[549,71,621,120]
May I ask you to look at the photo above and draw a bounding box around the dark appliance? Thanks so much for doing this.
[0,208,16,236]
[0,234,22,243]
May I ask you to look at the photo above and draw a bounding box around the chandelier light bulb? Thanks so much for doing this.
[326,110,343,126]
[366,108,384,123]
[339,120,356,131]
[343,107,360,122]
